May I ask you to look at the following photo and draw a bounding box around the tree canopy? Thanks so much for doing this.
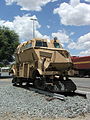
[0,26,19,65]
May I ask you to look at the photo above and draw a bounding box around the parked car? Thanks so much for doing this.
[0,67,12,77]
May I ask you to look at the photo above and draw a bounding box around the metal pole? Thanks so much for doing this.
[30,18,37,39]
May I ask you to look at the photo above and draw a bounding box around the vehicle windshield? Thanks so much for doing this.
[54,42,60,48]
[25,43,32,49]
[35,41,48,47]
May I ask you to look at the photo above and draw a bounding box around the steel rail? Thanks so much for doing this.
[28,87,65,101]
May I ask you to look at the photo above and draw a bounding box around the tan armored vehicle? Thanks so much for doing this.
[12,38,76,92]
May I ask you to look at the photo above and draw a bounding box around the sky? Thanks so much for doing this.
[0,0,90,56]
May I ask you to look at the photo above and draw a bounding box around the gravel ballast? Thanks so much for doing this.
[0,85,90,119]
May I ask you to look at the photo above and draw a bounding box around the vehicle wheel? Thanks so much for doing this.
[12,77,17,86]
[34,79,46,90]
[19,82,22,86]
[13,82,17,86]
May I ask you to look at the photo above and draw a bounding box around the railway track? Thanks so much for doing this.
[13,84,88,101]
[28,87,66,101]
[16,84,66,101]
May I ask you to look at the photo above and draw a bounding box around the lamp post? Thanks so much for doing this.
[30,18,37,39]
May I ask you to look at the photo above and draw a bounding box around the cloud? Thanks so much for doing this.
[52,30,70,44]
[51,0,57,2]
[47,25,50,29]
[68,32,90,50]
[68,32,90,56]
[76,33,90,49]
[0,14,49,42]
[70,32,75,36]
[85,0,90,2]
[79,49,90,56]
[5,0,58,11]
[53,0,90,26]
[67,42,76,49]
[70,0,80,7]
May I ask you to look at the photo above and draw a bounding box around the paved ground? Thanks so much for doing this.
[70,77,90,92]
[0,78,12,86]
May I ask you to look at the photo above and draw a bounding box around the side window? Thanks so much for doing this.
[36,41,42,47]
[35,41,48,47]
[43,42,47,47]
[2,69,9,72]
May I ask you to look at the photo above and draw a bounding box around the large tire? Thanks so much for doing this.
[12,77,17,86]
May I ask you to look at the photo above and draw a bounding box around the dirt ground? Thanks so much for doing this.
[0,113,90,120]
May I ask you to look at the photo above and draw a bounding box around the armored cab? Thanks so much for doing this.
[12,38,76,92]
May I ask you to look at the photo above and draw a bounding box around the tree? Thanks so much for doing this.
[0,26,19,64]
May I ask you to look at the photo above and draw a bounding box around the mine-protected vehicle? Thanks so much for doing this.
[12,38,76,92]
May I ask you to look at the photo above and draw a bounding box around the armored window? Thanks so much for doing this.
[26,43,32,48]
[54,42,60,48]
[36,41,42,47]
[43,42,47,47]
[24,43,32,49]
[36,41,48,47]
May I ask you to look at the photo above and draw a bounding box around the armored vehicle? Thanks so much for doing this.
[12,38,76,92]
